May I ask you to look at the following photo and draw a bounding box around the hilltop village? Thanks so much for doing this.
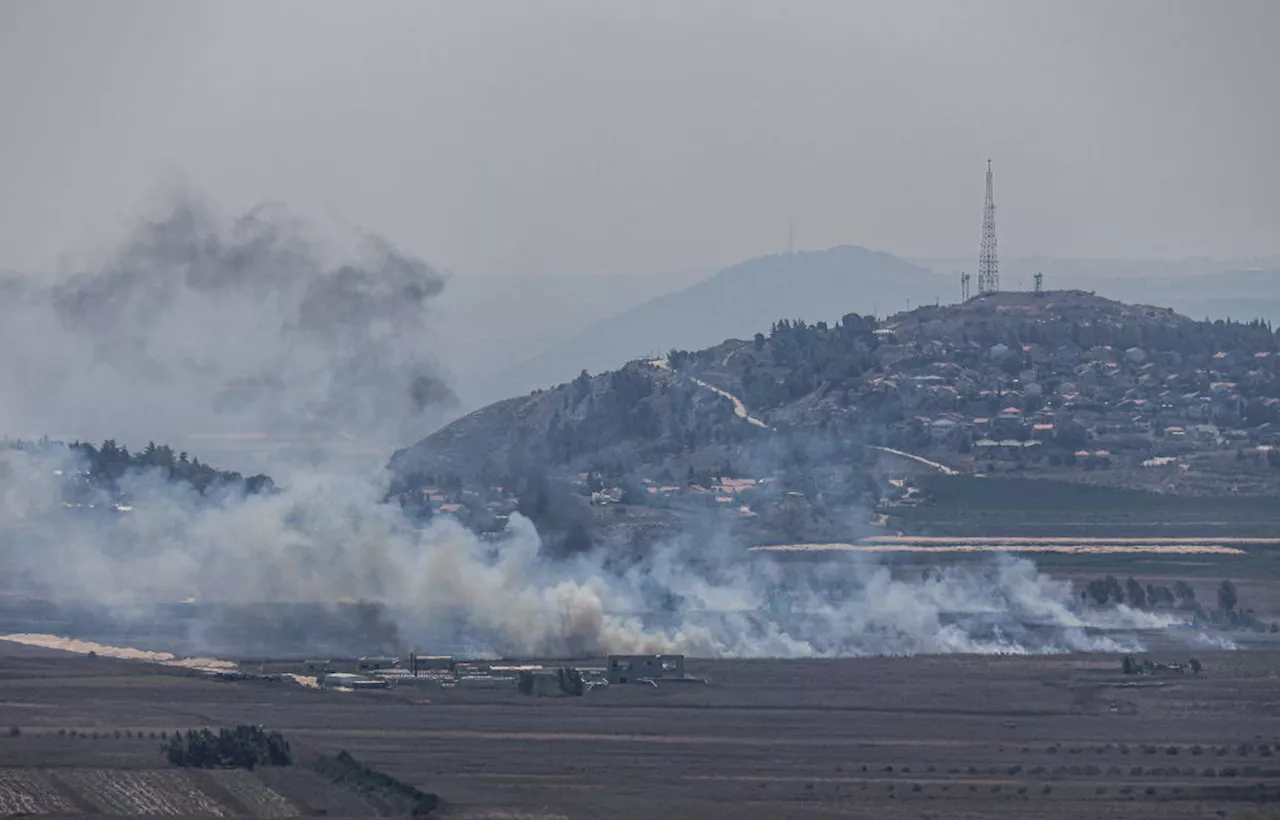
[391,291,1280,547]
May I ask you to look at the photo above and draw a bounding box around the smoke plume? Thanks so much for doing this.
[0,195,454,465]
[0,443,1173,658]
[0,196,1179,659]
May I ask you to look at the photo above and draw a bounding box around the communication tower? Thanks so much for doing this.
[977,160,999,294]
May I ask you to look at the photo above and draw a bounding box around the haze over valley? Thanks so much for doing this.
[3,3,1280,818]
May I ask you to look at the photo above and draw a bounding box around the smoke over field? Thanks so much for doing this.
[0,442,1175,659]
[0,197,1181,659]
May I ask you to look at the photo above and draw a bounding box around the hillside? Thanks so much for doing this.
[472,246,949,405]
[390,290,1280,547]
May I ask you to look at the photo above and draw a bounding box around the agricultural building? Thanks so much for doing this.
[606,654,685,684]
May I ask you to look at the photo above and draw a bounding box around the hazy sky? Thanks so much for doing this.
[2,0,1278,276]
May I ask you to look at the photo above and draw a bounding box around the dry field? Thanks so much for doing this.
[2,638,1280,818]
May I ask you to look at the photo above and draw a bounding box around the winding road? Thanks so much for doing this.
[648,359,963,475]
[647,358,772,430]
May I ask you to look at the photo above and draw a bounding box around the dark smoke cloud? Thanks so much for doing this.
[0,195,454,461]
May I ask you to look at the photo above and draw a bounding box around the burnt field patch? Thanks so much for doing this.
[2,640,1280,818]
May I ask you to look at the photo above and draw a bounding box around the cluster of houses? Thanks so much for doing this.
[875,338,1280,474]
[584,474,770,518]
[276,653,690,692]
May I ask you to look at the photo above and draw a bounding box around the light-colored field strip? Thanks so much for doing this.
[751,543,1249,555]
[863,536,1280,545]
[54,770,229,817]
[0,770,78,815]
[208,770,296,819]
[0,634,236,673]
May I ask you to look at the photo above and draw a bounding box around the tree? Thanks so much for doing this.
[1125,578,1147,609]
[1121,655,1140,675]
[1173,580,1196,603]
[753,332,766,351]
[1218,580,1238,614]
[1189,658,1202,675]
[557,667,585,696]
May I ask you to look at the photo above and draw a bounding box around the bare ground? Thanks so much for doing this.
[2,639,1280,818]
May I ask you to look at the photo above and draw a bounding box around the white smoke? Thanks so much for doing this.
[0,444,1172,658]
[0,196,1182,659]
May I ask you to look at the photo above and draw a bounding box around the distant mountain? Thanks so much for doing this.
[472,246,950,405]
[434,268,711,408]
[1076,268,1280,327]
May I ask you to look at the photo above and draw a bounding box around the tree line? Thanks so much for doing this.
[70,439,275,495]
[163,725,291,769]
[1083,577,1276,632]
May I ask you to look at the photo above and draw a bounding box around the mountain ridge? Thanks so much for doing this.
[472,245,949,405]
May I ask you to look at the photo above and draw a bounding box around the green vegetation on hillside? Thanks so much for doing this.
[3,436,274,496]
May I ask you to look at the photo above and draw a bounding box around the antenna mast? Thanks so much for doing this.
[978,159,999,294]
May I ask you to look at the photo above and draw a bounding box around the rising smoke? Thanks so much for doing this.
[0,442,1173,658]
[0,195,454,461]
[0,196,1176,659]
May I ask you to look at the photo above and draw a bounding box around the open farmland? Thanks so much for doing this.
[3,637,1280,818]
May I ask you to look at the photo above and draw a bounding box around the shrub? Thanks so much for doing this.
[6,726,18,738]
[1145,787,1156,796]
[1042,785,1052,795]
[1130,766,1143,776]
[1166,746,1179,755]
[1191,745,1203,755]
